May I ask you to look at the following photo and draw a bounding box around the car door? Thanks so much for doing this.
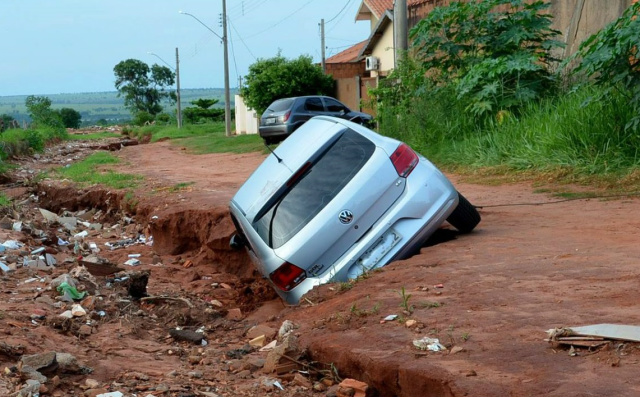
[322,97,350,120]
[302,97,325,119]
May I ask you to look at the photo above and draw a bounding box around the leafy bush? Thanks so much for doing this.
[155,113,171,124]
[26,96,64,130]
[572,3,640,131]
[241,53,334,114]
[409,0,562,117]
[183,98,224,124]
[132,111,155,126]
[58,107,82,128]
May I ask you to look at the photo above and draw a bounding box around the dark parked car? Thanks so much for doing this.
[258,96,373,144]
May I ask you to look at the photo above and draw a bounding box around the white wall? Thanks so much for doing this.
[234,95,258,135]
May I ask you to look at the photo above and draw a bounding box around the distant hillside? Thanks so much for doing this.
[0,88,236,125]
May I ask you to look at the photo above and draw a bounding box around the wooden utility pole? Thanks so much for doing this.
[222,0,231,136]
[175,47,182,129]
[320,18,326,73]
[394,0,408,68]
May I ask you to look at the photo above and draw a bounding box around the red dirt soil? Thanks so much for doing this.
[117,140,640,396]
[2,137,640,397]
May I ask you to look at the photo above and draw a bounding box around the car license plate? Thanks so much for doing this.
[265,117,276,125]
[356,229,401,270]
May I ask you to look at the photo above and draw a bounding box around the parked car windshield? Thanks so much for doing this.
[253,129,375,249]
[265,98,294,113]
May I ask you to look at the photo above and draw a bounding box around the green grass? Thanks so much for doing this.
[179,132,265,154]
[169,182,195,192]
[136,123,226,142]
[133,122,266,155]
[378,84,640,189]
[67,131,120,140]
[55,152,141,189]
[0,193,11,207]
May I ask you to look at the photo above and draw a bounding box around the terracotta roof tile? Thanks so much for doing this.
[363,0,433,18]
[326,40,368,63]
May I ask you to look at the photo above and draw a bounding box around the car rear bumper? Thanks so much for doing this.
[258,123,301,139]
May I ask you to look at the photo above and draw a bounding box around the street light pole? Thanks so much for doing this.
[179,9,231,137]
[148,51,182,129]
[222,0,231,137]
[175,47,182,129]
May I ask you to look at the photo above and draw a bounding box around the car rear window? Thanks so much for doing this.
[266,98,294,113]
[253,129,375,249]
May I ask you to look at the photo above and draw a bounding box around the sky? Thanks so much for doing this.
[0,0,370,97]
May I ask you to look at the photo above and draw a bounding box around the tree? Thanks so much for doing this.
[25,96,63,129]
[183,98,225,124]
[113,59,175,117]
[0,114,15,132]
[58,107,82,129]
[240,54,334,114]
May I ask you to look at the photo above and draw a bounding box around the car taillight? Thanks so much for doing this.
[390,143,418,177]
[270,262,307,291]
[282,110,291,123]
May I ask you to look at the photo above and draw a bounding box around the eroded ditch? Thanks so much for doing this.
[0,138,472,397]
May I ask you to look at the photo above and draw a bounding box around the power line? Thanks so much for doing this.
[226,17,240,86]
[325,0,354,24]
[228,18,257,61]
[325,4,352,35]
[243,0,314,39]
[228,0,269,19]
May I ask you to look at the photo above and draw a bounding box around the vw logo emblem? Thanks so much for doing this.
[339,210,354,224]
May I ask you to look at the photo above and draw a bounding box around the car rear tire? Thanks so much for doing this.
[447,192,481,233]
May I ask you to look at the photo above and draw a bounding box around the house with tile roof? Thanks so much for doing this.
[327,0,632,117]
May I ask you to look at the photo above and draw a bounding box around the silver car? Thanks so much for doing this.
[229,116,480,304]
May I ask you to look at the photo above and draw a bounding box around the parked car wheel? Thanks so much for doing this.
[446,192,481,233]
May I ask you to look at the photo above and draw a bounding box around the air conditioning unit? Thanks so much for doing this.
[365,56,379,71]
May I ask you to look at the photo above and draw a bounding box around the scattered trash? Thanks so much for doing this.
[128,253,141,258]
[0,262,13,273]
[124,258,140,266]
[57,237,70,246]
[547,324,640,348]
[73,230,88,239]
[39,208,59,222]
[434,283,444,288]
[383,314,398,321]
[2,240,23,250]
[413,337,446,352]
[261,378,284,390]
[30,247,45,255]
[71,304,86,317]
[45,254,57,267]
[278,320,296,340]
[12,221,22,232]
[169,328,205,344]
[52,274,87,301]
[249,335,266,348]
[260,340,277,352]
[97,392,124,397]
